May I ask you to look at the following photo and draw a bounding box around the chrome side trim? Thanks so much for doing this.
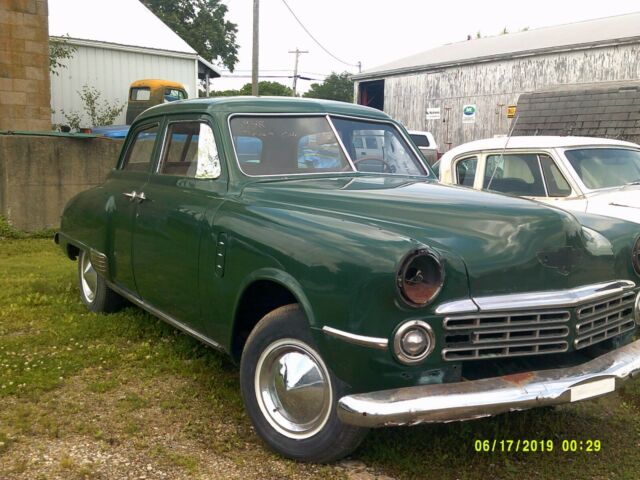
[105,281,226,353]
[89,250,109,279]
[434,298,478,315]
[322,326,388,349]
[434,280,635,315]
[338,338,640,428]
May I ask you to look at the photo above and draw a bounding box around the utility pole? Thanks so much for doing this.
[288,48,308,96]
[251,0,259,96]
[357,61,361,73]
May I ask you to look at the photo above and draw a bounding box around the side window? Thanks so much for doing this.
[160,122,221,179]
[410,134,430,147]
[484,154,546,196]
[121,124,159,172]
[130,87,150,101]
[454,156,477,187]
[540,155,571,197]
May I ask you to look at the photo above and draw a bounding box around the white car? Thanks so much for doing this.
[408,130,439,165]
[437,136,640,224]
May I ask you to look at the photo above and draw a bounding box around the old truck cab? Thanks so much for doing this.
[126,79,188,124]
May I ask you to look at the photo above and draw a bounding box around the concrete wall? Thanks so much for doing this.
[0,0,52,131]
[0,134,123,231]
[356,42,640,150]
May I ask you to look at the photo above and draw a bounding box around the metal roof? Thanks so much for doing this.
[439,136,640,163]
[353,12,640,80]
[49,0,196,55]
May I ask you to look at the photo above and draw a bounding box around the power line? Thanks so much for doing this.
[280,0,360,70]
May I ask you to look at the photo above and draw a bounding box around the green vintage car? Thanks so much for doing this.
[56,97,640,462]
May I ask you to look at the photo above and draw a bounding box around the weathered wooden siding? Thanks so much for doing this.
[362,44,640,150]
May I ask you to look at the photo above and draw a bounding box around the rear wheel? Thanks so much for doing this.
[78,250,123,313]
[240,304,367,462]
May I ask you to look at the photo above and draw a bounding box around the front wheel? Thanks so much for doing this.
[240,304,367,462]
[77,249,123,313]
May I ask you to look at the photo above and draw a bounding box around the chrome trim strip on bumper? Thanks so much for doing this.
[322,326,388,349]
[435,280,636,315]
[338,338,640,428]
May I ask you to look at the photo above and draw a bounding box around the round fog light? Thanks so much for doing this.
[394,320,434,364]
[635,292,640,325]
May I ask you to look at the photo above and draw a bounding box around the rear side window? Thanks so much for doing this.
[130,87,150,101]
[164,88,187,102]
[454,156,477,187]
[121,124,159,172]
[160,122,221,179]
[410,133,430,147]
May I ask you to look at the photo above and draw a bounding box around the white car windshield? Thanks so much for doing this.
[229,115,428,177]
[565,148,640,189]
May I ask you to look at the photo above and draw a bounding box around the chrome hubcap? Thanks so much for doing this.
[80,251,98,303]
[255,338,333,439]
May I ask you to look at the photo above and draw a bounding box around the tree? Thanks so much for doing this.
[208,81,293,97]
[141,0,239,71]
[49,35,77,75]
[303,72,353,103]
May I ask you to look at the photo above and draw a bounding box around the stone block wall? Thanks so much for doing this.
[0,0,51,131]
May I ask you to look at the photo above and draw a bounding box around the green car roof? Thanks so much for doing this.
[137,96,392,121]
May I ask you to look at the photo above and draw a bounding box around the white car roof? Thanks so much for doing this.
[440,136,639,162]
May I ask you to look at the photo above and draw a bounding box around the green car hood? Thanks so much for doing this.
[241,175,636,297]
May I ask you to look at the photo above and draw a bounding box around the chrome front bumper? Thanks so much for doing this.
[338,338,640,428]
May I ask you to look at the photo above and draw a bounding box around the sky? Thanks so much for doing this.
[214,0,640,93]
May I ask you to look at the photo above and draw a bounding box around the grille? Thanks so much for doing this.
[442,311,570,361]
[574,291,636,349]
[442,290,637,361]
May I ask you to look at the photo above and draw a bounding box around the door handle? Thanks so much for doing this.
[136,191,147,203]
[123,191,137,201]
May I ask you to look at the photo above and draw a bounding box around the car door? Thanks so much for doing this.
[109,121,161,294]
[131,114,228,332]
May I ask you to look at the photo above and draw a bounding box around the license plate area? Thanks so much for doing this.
[570,377,616,402]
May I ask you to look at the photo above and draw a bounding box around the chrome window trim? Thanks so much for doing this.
[322,326,388,349]
[434,280,636,315]
[154,118,221,179]
[226,112,431,178]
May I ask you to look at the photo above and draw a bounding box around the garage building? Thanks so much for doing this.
[48,0,220,126]
[352,12,640,150]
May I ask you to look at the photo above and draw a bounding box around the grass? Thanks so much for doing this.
[1,238,640,479]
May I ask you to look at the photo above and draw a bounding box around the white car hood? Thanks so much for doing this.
[585,185,640,224]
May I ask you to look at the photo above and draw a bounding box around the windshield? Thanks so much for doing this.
[564,148,640,189]
[229,115,428,177]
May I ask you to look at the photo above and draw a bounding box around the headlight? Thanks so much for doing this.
[632,236,640,276]
[393,320,435,364]
[396,249,444,307]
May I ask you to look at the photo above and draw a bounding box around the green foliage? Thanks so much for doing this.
[209,81,294,98]
[303,72,354,103]
[49,35,77,76]
[0,216,56,240]
[141,0,238,71]
[61,85,125,130]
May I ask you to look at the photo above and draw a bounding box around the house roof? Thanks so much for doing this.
[353,12,640,80]
[49,0,196,55]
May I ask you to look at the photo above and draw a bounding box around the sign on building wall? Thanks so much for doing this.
[462,104,477,123]
[426,107,441,120]
[507,105,517,118]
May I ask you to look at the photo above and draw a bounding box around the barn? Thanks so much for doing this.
[352,12,640,150]
[48,0,220,126]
